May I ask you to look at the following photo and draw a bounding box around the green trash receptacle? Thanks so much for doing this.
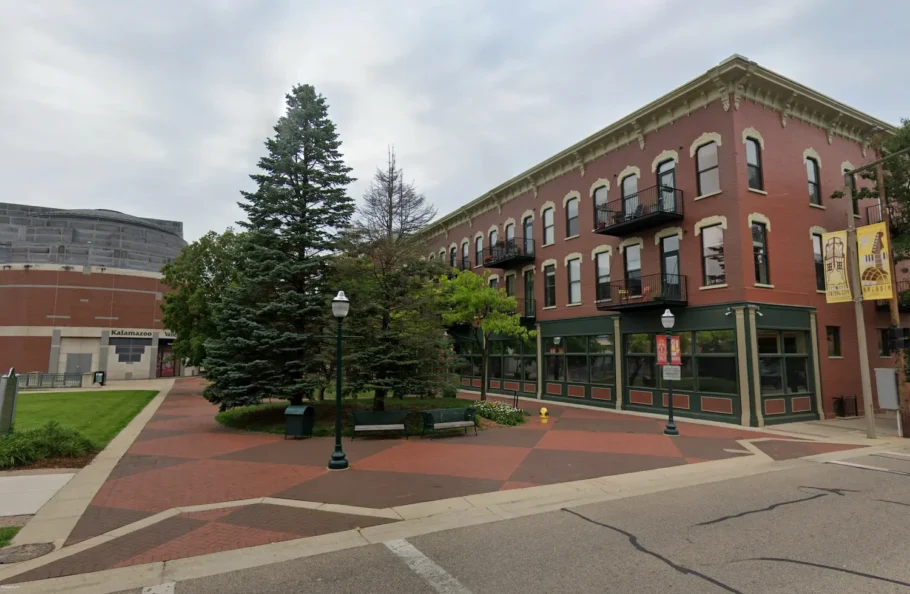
[285,405,315,439]
[92,371,106,386]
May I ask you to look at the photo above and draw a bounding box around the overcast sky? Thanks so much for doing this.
[2,0,907,241]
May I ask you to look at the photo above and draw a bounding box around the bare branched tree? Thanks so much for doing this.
[355,147,436,243]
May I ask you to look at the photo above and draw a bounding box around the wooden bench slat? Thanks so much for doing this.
[355,424,406,431]
[432,421,474,429]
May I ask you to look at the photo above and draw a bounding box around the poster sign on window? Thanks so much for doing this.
[857,222,893,301]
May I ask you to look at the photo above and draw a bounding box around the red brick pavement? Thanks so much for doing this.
[5,377,861,584]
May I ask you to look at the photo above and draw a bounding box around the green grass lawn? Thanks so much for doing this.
[217,397,480,437]
[0,527,20,547]
[14,390,158,449]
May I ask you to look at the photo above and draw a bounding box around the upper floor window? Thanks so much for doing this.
[505,274,515,296]
[475,236,483,264]
[621,175,639,217]
[657,160,677,212]
[567,258,581,304]
[505,223,515,245]
[544,264,556,307]
[701,224,725,286]
[566,198,579,237]
[593,185,608,217]
[489,277,499,289]
[812,234,825,291]
[826,326,841,357]
[752,222,769,285]
[489,229,499,251]
[696,142,720,196]
[462,242,469,266]
[806,158,821,205]
[746,138,763,191]
[624,244,642,296]
[439,250,445,260]
[542,208,554,245]
[523,216,534,253]
[595,252,610,286]
[449,247,457,268]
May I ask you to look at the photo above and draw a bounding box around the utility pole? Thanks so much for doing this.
[844,145,910,439]
[844,181,877,439]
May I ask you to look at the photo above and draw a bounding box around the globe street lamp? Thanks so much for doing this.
[328,291,350,470]
[661,308,679,437]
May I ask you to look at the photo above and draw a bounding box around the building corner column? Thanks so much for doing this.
[733,306,751,427]
[748,308,765,427]
[809,310,824,420]
[47,329,62,374]
[613,316,623,410]
[535,322,543,400]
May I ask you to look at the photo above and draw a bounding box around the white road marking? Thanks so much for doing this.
[723,449,751,454]
[142,583,175,594]
[827,461,910,476]
[384,539,472,594]
[879,450,910,459]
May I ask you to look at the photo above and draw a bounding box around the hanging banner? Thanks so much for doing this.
[670,336,682,366]
[656,335,668,366]
[857,222,893,301]
[822,230,851,303]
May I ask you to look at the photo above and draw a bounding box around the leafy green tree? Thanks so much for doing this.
[203,84,355,410]
[438,270,533,401]
[339,148,448,410]
[160,229,243,367]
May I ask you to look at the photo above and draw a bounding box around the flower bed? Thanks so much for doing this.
[474,401,527,426]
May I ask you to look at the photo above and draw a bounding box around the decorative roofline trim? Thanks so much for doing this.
[422,56,895,241]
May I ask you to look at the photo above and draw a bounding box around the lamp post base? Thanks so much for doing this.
[328,450,349,471]
[663,421,679,436]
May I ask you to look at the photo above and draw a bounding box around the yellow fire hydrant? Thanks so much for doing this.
[539,407,549,424]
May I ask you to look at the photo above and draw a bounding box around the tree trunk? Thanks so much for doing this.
[317,385,325,401]
[480,333,488,402]
[373,387,387,411]
[289,394,303,406]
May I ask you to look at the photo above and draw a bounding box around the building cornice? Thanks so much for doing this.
[422,55,895,241]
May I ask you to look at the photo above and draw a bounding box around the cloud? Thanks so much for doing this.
[1,0,906,241]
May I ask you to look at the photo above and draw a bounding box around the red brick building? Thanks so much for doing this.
[0,205,187,380]
[425,55,903,426]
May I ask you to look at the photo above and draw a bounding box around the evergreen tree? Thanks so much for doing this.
[203,85,354,410]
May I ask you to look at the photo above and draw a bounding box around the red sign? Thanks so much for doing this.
[670,335,682,366]
[656,335,668,366]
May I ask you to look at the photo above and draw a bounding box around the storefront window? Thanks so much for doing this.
[626,333,656,387]
[757,329,811,396]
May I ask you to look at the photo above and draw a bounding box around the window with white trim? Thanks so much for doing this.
[752,222,769,284]
[567,258,581,304]
[746,138,763,191]
[812,234,825,290]
[696,142,720,195]
[544,264,556,307]
[542,208,554,244]
[701,224,725,286]
[806,157,821,205]
[475,236,483,264]
[595,252,610,301]
[566,198,579,237]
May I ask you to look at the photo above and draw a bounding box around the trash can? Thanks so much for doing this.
[285,405,315,439]
[92,371,106,386]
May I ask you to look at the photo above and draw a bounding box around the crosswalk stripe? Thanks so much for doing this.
[385,539,472,594]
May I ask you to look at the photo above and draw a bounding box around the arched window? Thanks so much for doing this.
[475,236,483,265]
[523,216,534,254]
[621,175,639,217]
[489,229,499,247]
[806,158,821,205]
[505,223,515,248]
[593,185,608,216]
[696,142,720,195]
[542,208,554,245]
[657,159,677,212]
[449,247,457,268]
[565,198,579,237]
[462,241,469,267]
[745,138,763,191]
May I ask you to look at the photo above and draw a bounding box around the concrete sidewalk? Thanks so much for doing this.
[0,472,75,517]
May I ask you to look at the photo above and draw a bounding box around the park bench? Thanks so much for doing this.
[420,408,477,437]
[350,410,411,440]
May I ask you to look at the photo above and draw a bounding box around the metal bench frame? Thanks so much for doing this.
[421,408,477,438]
[350,410,411,441]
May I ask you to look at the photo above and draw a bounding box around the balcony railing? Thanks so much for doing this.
[867,203,904,236]
[595,185,683,236]
[595,273,688,310]
[453,258,471,270]
[483,237,535,269]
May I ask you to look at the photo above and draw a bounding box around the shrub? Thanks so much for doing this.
[441,384,458,399]
[0,422,94,469]
[473,401,527,426]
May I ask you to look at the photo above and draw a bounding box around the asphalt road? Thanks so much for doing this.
[147,448,910,594]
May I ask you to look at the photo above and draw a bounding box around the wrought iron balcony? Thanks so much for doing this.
[595,273,688,311]
[866,204,903,236]
[595,185,683,236]
[482,237,535,269]
[453,258,471,270]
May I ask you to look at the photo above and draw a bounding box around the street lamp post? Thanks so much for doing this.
[661,308,679,437]
[328,291,350,471]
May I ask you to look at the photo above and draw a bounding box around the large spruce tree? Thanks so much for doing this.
[203,85,354,410]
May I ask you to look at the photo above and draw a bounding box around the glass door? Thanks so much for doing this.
[524,270,535,316]
[657,160,677,212]
[660,235,680,301]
